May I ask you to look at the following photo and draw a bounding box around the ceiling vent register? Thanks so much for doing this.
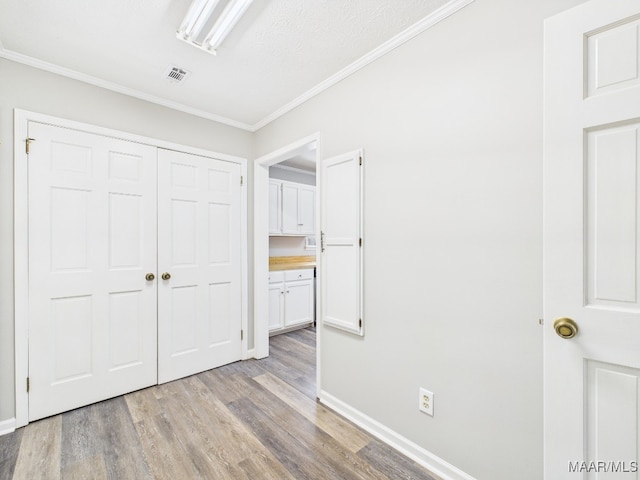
[164,66,191,84]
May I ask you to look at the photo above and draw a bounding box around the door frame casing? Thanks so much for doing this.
[253,133,321,394]
[14,109,249,428]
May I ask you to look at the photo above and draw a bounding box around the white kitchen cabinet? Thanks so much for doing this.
[269,179,315,235]
[268,268,314,334]
[297,185,315,235]
[268,279,284,331]
[281,182,299,233]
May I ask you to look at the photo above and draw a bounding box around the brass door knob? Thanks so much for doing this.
[161,272,171,280]
[554,317,578,339]
[145,273,155,281]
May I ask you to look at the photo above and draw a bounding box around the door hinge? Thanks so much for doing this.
[359,319,362,329]
[26,377,30,393]
[26,138,36,155]
[320,231,325,252]
[538,318,544,326]
[240,175,244,186]
[241,329,244,341]
[359,156,362,166]
[359,237,362,247]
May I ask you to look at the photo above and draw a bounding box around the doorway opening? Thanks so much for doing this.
[253,133,321,395]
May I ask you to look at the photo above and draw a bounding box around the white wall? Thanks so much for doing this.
[0,58,252,425]
[269,236,315,257]
[253,0,587,478]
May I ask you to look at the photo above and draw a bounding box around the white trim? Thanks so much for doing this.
[319,391,477,480]
[1,0,473,133]
[253,133,322,396]
[0,418,16,436]
[0,49,253,132]
[14,109,249,426]
[13,110,246,164]
[313,139,322,396]
[251,0,475,130]
[14,110,29,428]
[240,157,249,361]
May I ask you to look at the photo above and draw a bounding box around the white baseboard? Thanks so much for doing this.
[246,348,256,359]
[319,391,476,480]
[0,418,16,436]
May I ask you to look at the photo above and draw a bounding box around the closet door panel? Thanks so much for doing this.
[28,122,158,421]
[158,149,242,383]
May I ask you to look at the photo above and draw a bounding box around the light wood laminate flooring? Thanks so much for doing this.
[0,328,440,480]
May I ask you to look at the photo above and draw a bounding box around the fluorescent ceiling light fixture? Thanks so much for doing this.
[178,0,221,42]
[177,0,254,55]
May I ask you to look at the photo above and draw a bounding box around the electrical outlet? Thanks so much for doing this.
[419,388,434,416]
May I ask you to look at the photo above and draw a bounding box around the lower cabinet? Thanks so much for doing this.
[268,268,314,334]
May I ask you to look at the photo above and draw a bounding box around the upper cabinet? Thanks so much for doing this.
[268,180,282,234]
[269,179,315,236]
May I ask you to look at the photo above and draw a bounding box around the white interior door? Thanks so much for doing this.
[544,1,640,477]
[157,149,243,383]
[321,150,363,335]
[28,122,157,421]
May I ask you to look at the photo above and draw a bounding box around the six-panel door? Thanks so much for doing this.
[544,1,640,476]
[157,149,243,384]
[28,123,158,421]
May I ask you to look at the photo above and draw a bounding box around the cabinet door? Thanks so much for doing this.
[298,185,315,235]
[268,180,281,234]
[281,183,299,234]
[284,279,314,327]
[268,282,284,331]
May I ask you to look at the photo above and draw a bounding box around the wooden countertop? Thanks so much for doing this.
[269,255,317,271]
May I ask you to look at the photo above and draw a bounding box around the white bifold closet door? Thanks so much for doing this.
[27,123,243,421]
[28,123,158,421]
[157,149,242,384]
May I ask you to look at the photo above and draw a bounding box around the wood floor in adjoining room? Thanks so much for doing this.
[0,328,440,480]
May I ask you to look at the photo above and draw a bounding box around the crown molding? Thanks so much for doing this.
[0,48,254,132]
[252,0,475,131]
[0,0,473,133]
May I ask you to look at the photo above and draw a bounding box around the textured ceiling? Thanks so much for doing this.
[0,0,457,130]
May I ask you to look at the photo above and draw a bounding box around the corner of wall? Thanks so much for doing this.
[318,390,477,480]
